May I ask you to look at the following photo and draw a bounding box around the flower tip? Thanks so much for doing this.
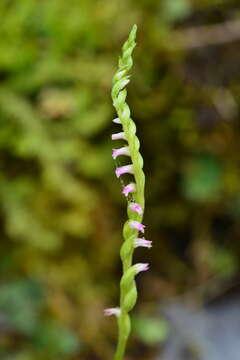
[115,168,121,178]
[112,149,117,159]
[145,241,152,248]
[131,24,137,35]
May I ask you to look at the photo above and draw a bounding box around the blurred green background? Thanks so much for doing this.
[0,0,240,359]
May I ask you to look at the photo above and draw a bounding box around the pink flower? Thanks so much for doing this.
[122,183,136,197]
[135,263,150,274]
[112,147,130,159]
[135,238,152,248]
[103,307,121,317]
[129,220,145,233]
[111,132,126,140]
[129,202,143,215]
[113,117,121,124]
[115,165,134,178]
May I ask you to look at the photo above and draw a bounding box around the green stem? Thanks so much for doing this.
[111,24,146,360]
[114,309,131,360]
[114,314,129,360]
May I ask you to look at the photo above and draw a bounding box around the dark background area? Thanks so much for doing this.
[0,0,240,359]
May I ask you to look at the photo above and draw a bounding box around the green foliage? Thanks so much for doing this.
[182,153,222,202]
[0,279,80,359]
[0,279,43,335]
[33,321,80,358]
[132,315,169,345]
[161,0,192,23]
[209,246,237,277]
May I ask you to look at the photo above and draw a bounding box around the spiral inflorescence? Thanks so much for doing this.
[105,25,151,360]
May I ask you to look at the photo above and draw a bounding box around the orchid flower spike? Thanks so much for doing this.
[108,24,150,360]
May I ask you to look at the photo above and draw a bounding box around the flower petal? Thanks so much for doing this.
[113,117,121,124]
[122,183,136,197]
[111,132,126,140]
[115,165,134,178]
[112,147,130,159]
[135,263,150,274]
[129,220,145,233]
[104,307,121,317]
[129,202,143,215]
[135,238,152,248]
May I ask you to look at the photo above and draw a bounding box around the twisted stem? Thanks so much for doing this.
[111,25,146,360]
